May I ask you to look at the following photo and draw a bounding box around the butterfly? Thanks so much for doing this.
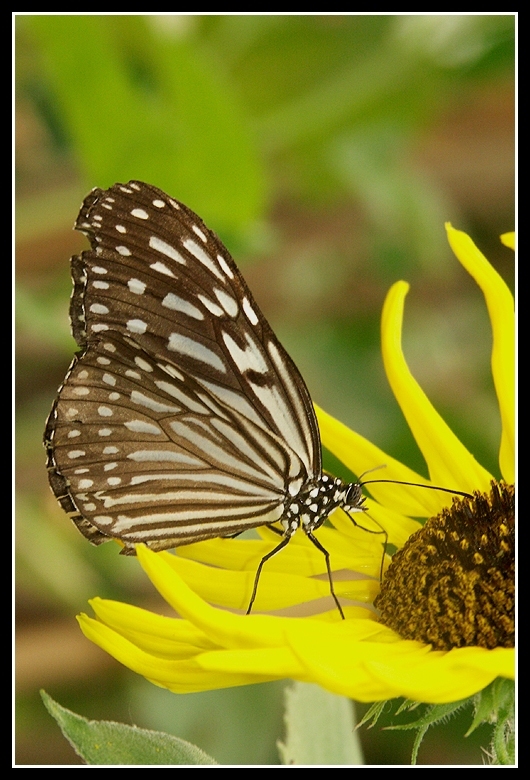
[44,180,377,617]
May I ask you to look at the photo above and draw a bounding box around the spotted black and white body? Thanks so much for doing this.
[44,181,368,613]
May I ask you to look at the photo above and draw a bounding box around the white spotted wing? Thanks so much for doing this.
[45,181,322,552]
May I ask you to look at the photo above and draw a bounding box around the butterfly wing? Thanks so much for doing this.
[45,181,322,552]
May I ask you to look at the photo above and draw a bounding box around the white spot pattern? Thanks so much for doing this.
[134,357,153,372]
[222,331,268,374]
[217,254,234,279]
[90,303,109,315]
[124,420,162,435]
[149,261,176,277]
[242,297,259,325]
[183,238,224,281]
[68,450,86,459]
[214,288,238,317]
[128,278,146,294]
[167,333,226,373]
[192,224,207,243]
[197,294,224,317]
[162,293,204,320]
[126,319,147,334]
[149,236,186,265]
[131,208,149,219]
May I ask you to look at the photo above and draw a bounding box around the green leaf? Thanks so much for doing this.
[26,16,265,236]
[468,677,514,736]
[384,699,467,766]
[358,685,516,766]
[357,700,387,729]
[470,679,515,765]
[385,700,467,732]
[277,682,363,765]
[41,691,218,765]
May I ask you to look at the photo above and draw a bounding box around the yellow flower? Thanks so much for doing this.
[78,225,515,705]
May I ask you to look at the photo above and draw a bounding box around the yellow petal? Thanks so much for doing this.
[197,646,305,678]
[136,546,290,649]
[364,646,514,704]
[446,224,515,483]
[287,619,514,704]
[316,404,444,518]
[175,528,380,578]
[381,280,493,493]
[78,613,259,692]
[500,231,515,250]
[88,598,217,658]
[164,551,377,612]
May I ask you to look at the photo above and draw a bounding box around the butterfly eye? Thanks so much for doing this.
[44,180,368,618]
[344,482,364,510]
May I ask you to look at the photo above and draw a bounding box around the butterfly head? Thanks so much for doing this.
[342,481,366,514]
[278,475,366,538]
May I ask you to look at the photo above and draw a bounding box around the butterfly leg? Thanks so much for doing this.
[264,524,284,536]
[344,509,388,582]
[246,533,292,615]
[305,530,345,620]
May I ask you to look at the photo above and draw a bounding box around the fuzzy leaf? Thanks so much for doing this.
[41,691,218,766]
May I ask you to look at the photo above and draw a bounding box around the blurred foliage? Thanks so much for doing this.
[19,15,264,236]
[15,14,514,766]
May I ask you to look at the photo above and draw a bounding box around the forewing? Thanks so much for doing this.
[45,181,321,551]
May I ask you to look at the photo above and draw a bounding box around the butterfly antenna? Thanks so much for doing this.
[361,479,473,499]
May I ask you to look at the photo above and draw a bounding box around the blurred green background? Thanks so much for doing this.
[15,14,515,766]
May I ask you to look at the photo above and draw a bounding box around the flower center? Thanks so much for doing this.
[374,482,514,651]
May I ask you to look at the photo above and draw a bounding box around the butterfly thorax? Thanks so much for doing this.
[280,475,365,537]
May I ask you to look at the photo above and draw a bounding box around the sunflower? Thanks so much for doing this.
[78,224,514,705]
